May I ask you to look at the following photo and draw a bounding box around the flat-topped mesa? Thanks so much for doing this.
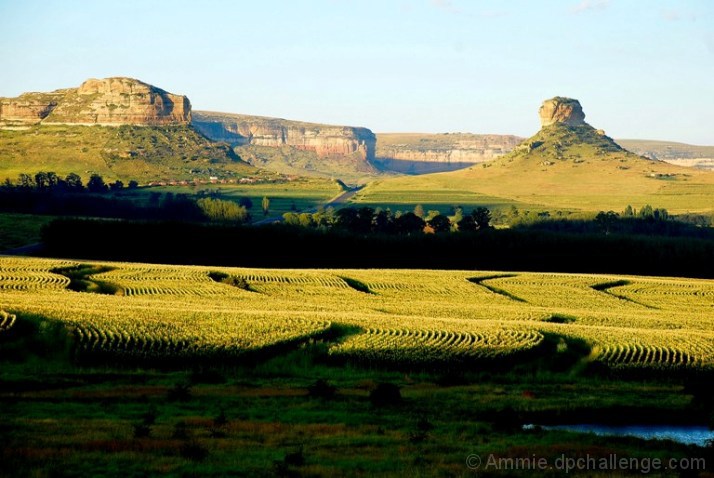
[0,77,191,126]
[192,111,377,162]
[538,97,586,127]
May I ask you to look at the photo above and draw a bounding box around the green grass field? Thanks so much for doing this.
[123,177,343,217]
[0,213,54,250]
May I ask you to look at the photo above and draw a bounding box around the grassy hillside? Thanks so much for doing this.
[356,124,714,214]
[0,124,254,183]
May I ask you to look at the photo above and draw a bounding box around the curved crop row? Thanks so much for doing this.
[0,310,16,334]
[330,327,544,364]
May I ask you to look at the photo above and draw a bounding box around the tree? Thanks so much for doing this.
[472,207,492,229]
[110,180,124,191]
[413,204,425,219]
[261,196,270,216]
[87,174,108,193]
[46,172,59,189]
[282,212,300,226]
[394,212,425,235]
[335,207,359,231]
[427,213,451,233]
[452,207,464,225]
[373,209,393,234]
[128,180,139,189]
[34,171,49,190]
[18,173,34,189]
[457,215,478,232]
[623,205,634,217]
[595,210,619,234]
[426,210,441,221]
[356,207,375,233]
[638,204,654,220]
[197,198,249,223]
[65,173,84,191]
[653,208,669,221]
[298,213,316,228]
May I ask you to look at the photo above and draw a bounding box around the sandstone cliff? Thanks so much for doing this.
[0,78,190,126]
[538,97,586,127]
[374,133,523,173]
[192,111,376,162]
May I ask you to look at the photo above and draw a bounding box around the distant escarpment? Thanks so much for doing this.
[193,111,376,160]
[0,77,191,126]
[192,111,378,179]
[374,133,523,174]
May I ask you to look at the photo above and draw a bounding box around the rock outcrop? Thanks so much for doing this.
[374,133,523,173]
[510,96,626,161]
[192,111,376,162]
[0,78,191,126]
[538,97,586,127]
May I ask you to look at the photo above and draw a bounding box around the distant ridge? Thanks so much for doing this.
[192,111,378,179]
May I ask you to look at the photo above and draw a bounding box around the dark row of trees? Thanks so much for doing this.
[5,172,138,193]
[282,206,492,235]
[0,181,251,225]
[41,219,714,279]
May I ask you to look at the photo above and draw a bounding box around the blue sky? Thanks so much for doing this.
[1,0,712,143]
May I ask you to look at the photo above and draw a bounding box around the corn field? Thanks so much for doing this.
[0,256,712,369]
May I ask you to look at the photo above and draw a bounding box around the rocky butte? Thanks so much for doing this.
[192,111,376,163]
[0,77,191,126]
[537,96,586,127]
[509,96,627,159]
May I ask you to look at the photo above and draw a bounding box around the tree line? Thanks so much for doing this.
[41,219,714,279]
[6,171,138,193]
[282,205,493,235]
[1,172,250,224]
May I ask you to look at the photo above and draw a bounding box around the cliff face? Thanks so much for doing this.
[374,133,523,173]
[193,111,376,162]
[538,97,586,127]
[0,78,191,126]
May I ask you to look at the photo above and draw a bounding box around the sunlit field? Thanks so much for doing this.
[2,256,712,371]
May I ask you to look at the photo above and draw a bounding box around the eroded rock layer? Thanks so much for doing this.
[193,111,376,162]
[0,78,191,126]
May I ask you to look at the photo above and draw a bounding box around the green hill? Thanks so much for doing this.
[0,124,253,183]
[354,98,714,214]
